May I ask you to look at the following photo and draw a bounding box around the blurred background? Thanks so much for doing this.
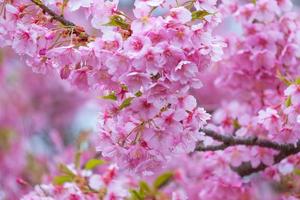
[0,0,300,199]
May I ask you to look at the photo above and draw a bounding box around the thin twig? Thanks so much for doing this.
[31,0,75,26]
[31,0,89,41]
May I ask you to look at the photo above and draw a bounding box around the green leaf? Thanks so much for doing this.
[285,96,292,107]
[251,0,256,5]
[139,181,151,195]
[119,97,134,110]
[58,164,76,177]
[295,77,300,85]
[121,84,128,91]
[0,128,14,150]
[135,91,143,97]
[53,175,73,185]
[294,168,300,175]
[101,92,117,101]
[233,119,241,130]
[84,159,105,170]
[106,15,130,30]
[153,171,173,190]
[130,190,143,200]
[192,10,210,21]
[74,151,81,170]
[277,71,292,86]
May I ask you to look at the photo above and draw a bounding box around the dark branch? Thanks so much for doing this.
[197,129,296,151]
[195,143,227,151]
[197,129,300,176]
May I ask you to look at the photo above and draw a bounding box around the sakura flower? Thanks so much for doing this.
[276,0,293,12]
[133,1,151,18]
[225,146,250,167]
[258,108,280,130]
[155,108,188,133]
[5,4,21,23]
[72,69,90,90]
[120,72,151,92]
[172,190,188,200]
[68,0,93,11]
[131,3,153,33]
[123,35,152,58]
[89,174,104,190]
[255,0,280,23]
[251,51,276,70]
[170,61,201,88]
[284,84,300,106]
[12,24,40,56]
[132,46,165,74]
[101,31,123,51]
[47,46,81,67]
[168,7,192,24]
[250,147,275,168]
[190,107,211,128]
[194,0,217,13]
[131,97,160,119]
[135,0,164,7]
[91,0,119,29]
[178,95,198,111]
[278,161,294,175]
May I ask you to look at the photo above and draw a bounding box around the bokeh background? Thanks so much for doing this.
[1,0,300,198]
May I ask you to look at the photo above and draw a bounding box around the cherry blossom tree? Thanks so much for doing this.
[1,0,300,199]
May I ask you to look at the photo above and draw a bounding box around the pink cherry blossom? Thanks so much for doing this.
[168,7,192,24]
[123,35,152,58]
[91,0,119,29]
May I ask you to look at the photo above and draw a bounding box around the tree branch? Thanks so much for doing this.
[196,129,295,152]
[195,143,227,151]
[31,0,89,41]
[197,129,300,176]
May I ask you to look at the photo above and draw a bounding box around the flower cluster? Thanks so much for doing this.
[1,0,300,199]
[0,0,224,171]
[22,163,135,200]
[217,0,300,99]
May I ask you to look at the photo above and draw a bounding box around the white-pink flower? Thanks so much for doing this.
[91,0,119,29]
[168,7,192,24]
[123,35,152,58]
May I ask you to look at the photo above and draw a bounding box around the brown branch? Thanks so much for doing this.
[197,129,300,176]
[31,0,75,26]
[196,129,296,151]
[195,143,227,151]
[31,0,89,41]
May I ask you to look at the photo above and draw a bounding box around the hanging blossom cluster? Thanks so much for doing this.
[0,0,224,171]
[2,0,300,199]
[194,0,300,172]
